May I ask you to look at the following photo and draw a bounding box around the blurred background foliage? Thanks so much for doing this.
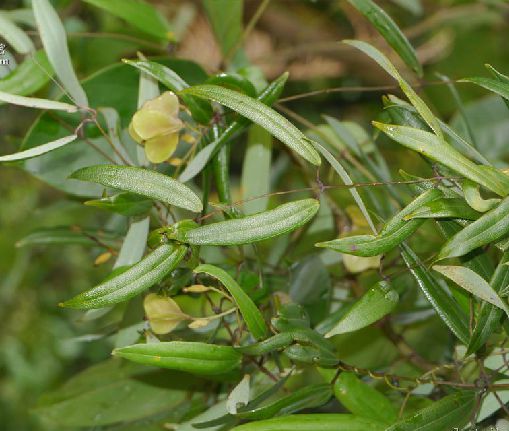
[1,0,509,430]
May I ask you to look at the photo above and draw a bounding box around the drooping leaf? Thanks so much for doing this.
[113,341,242,376]
[70,165,203,212]
[32,0,88,107]
[184,199,319,246]
[180,85,321,165]
[83,0,171,42]
[347,0,422,75]
[194,264,268,340]
[0,90,78,112]
[325,281,398,337]
[0,134,77,162]
[433,265,509,316]
[61,244,187,309]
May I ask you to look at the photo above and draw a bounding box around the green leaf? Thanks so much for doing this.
[346,40,441,139]
[185,199,319,245]
[180,85,321,165]
[485,64,509,110]
[347,0,422,76]
[236,333,293,356]
[463,179,501,212]
[0,50,53,97]
[404,197,481,221]
[0,90,78,112]
[401,244,470,344]
[461,76,509,102]
[373,122,509,197]
[227,375,251,414]
[85,192,152,216]
[16,226,119,248]
[386,391,476,431]
[83,0,171,42]
[332,372,397,424]
[317,189,442,256]
[231,414,385,431]
[433,265,509,316]
[114,217,150,268]
[70,165,203,212]
[203,0,243,58]
[436,195,509,261]
[0,134,77,162]
[194,264,268,340]
[113,341,242,375]
[61,244,187,309]
[33,0,88,107]
[0,12,34,54]
[325,281,398,337]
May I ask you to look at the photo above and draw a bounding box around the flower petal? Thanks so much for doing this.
[128,121,144,145]
[143,91,180,117]
[132,109,182,140]
[145,133,179,164]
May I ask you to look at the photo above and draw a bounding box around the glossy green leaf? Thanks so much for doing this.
[325,281,398,337]
[436,195,509,261]
[463,179,500,212]
[401,244,470,344]
[85,192,152,216]
[317,189,441,256]
[374,122,509,197]
[0,90,78,112]
[0,50,52,97]
[332,372,397,424]
[33,0,88,107]
[404,197,481,221]
[113,341,242,375]
[180,85,321,165]
[231,414,385,431]
[347,0,422,75]
[194,264,268,340]
[386,391,476,431]
[236,384,332,420]
[61,244,187,309]
[433,265,509,316]
[0,12,34,54]
[206,73,257,97]
[70,165,203,212]
[0,134,77,162]
[83,0,171,41]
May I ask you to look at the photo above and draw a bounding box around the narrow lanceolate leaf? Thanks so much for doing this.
[32,0,88,107]
[0,90,78,112]
[0,135,77,162]
[194,264,268,340]
[70,165,203,212]
[82,0,171,41]
[113,341,242,376]
[436,195,509,261]
[0,12,34,54]
[180,85,321,166]
[231,414,385,431]
[386,391,476,431]
[374,122,509,197]
[325,282,398,337]
[461,76,509,102]
[332,372,398,424]
[401,244,470,344]
[185,199,319,246]
[61,244,186,309]
[404,198,481,221]
[317,189,441,256]
[345,40,442,139]
[347,0,422,76]
[485,64,509,109]
[433,265,509,316]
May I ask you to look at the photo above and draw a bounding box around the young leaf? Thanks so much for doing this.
[82,0,171,42]
[32,0,88,107]
[0,134,77,162]
[0,90,78,112]
[194,264,268,340]
[231,414,385,431]
[436,195,509,261]
[325,281,398,337]
[185,199,319,246]
[433,265,509,316]
[0,12,34,54]
[401,244,470,344]
[61,244,187,309]
[386,391,476,431]
[143,293,190,335]
[332,372,398,424]
[347,0,422,76]
[70,165,203,212]
[113,341,242,376]
[180,85,321,165]
[373,122,509,197]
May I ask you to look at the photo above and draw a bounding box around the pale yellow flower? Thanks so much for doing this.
[128,91,183,163]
